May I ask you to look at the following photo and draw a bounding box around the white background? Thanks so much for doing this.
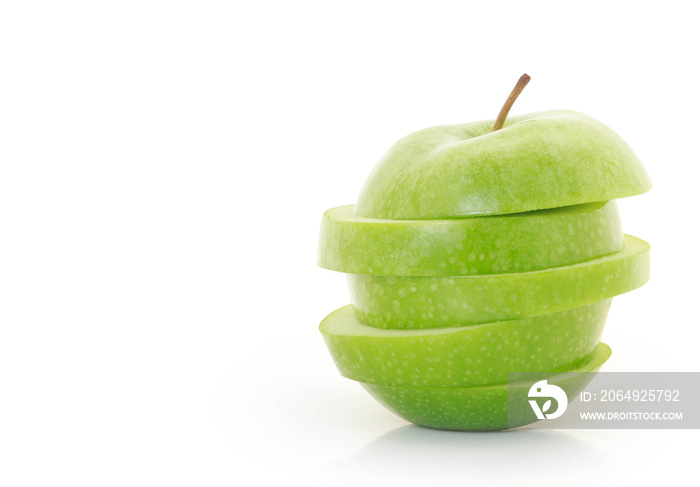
[1,1,698,485]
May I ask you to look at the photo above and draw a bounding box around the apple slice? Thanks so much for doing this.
[319,201,622,276]
[355,110,651,219]
[350,234,649,329]
[361,342,611,431]
[320,300,609,388]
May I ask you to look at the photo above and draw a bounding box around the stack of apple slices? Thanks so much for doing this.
[318,110,651,430]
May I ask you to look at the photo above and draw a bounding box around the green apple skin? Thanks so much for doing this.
[319,201,622,276]
[318,107,652,430]
[355,110,651,220]
[349,234,649,329]
[361,342,611,431]
[320,300,609,388]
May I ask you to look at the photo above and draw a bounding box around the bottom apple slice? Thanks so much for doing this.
[321,300,610,388]
[361,342,611,431]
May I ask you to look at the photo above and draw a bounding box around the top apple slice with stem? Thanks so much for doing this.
[355,74,651,219]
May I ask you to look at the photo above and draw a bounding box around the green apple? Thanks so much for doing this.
[355,110,651,219]
[349,234,649,329]
[361,342,611,431]
[317,75,651,431]
[319,201,622,276]
[321,300,609,388]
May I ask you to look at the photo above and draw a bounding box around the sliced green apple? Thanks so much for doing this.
[319,201,622,276]
[354,110,651,219]
[321,300,609,388]
[350,234,649,329]
[361,342,611,431]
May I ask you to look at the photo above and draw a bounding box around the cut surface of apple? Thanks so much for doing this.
[319,201,622,276]
[321,300,610,388]
[354,110,651,219]
[361,342,611,431]
[350,234,649,329]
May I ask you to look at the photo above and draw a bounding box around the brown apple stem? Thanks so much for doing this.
[492,73,531,132]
